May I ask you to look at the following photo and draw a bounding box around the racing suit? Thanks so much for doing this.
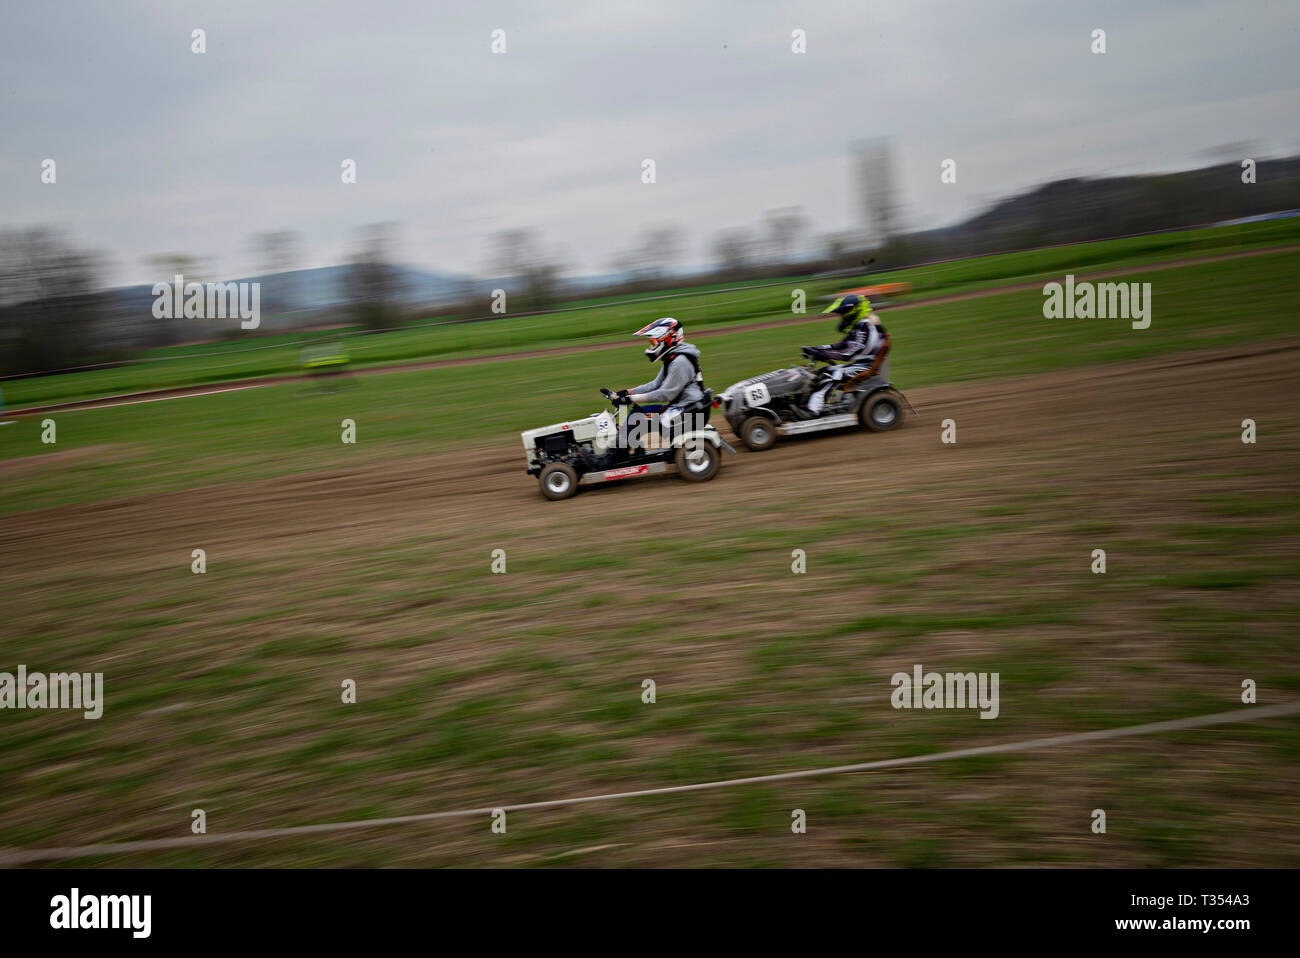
[806,319,887,414]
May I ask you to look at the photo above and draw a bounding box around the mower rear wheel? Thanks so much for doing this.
[860,392,902,432]
[538,462,579,500]
[674,439,720,482]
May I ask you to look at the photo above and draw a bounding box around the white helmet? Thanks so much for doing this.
[635,317,683,362]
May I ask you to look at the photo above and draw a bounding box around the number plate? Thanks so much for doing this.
[744,382,771,407]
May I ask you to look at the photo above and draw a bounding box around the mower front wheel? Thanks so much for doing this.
[739,415,778,451]
[538,462,579,500]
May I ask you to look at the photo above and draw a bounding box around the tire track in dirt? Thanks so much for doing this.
[4,336,1298,568]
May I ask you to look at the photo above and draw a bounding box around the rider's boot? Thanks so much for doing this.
[796,387,829,420]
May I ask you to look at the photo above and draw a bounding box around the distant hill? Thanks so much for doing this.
[896,156,1300,261]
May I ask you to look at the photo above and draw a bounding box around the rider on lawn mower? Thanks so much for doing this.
[607,317,707,441]
[799,293,890,417]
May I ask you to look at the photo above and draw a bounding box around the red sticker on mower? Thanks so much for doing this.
[603,465,649,479]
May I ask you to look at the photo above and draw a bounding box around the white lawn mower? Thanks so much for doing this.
[521,389,735,500]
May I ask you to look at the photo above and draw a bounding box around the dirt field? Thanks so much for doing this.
[2,339,1298,867]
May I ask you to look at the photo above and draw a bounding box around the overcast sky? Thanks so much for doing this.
[2,0,1298,285]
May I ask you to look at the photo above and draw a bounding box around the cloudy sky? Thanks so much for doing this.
[2,0,1298,285]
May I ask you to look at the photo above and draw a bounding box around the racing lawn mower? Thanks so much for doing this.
[522,389,735,500]
[718,352,915,451]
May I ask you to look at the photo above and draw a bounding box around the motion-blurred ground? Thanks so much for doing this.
[1,243,1297,867]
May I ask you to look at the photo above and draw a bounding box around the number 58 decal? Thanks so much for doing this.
[744,383,770,407]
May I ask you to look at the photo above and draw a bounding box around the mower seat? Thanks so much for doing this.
[684,389,714,425]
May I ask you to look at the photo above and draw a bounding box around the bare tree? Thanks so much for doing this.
[640,224,683,280]
[821,232,854,268]
[0,228,107,375]
[763,207,808,266]
[490,228,564,310]
[492,228,540,280]
[854,137,900,247]
[610,223,684,287]
[254,230,302,316]
[344,223,401,330]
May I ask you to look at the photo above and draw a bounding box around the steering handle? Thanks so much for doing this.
[601,387,646,413]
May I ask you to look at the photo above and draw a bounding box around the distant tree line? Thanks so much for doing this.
[3,156,1298,376]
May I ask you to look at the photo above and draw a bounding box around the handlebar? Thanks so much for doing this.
[600,387,647,414]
